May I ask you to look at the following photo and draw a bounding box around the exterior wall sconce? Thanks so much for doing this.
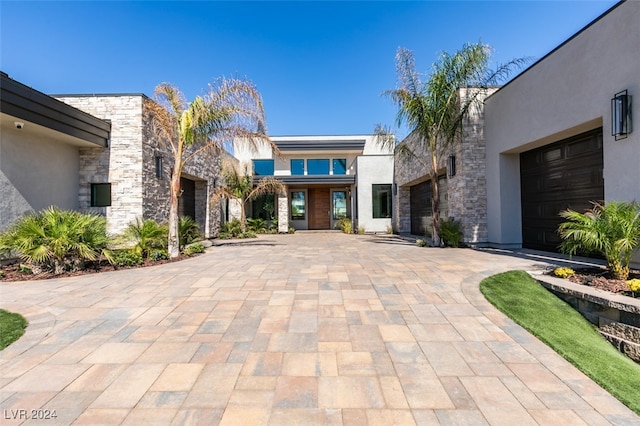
[155,155,164,178]
[612,90,632,140]
[447,155,456,177]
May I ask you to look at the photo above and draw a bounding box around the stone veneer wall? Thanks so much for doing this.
[445,88,495,245]
[141,97,172,226]
[277,192,289,233]
[140,98,222,239]
[392,88,494,245]
[58,95,223,238]
[57,95,144,235]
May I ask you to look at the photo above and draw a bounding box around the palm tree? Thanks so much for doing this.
[212,161,285,232]
[0,207,112,274]
[152,78,276,257]
[558,201,640,280]
[381,43,528,245]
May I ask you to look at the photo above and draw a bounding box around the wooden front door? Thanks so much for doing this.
[308,188,330,229]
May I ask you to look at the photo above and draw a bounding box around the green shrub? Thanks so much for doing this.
[336,218,352,234]
[416,239,428,247]
[240,231,257,239]
[221,219,243,238]
[150,249,169,261]
[246,218,266,233]
[267,221,278,233]
[18,264,33,274]
[183,243,205,256]
[357,226,365,235]
[122,218,168,259]
[553,267,575,278]
[558,201,640,280]
[179,216,201,249]
[0,207,112,275]
[627,279,640,293]
[439,218,463,247]
[112,249,143,267]
[288,227,296,234]
[386,225,394,235]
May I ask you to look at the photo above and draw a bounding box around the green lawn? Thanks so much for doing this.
[480,270,640,415]
[0,309,27,350]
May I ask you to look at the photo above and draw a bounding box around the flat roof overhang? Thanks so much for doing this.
[274,139,366,152]
[253,175,356,185]
[0,72,111,147]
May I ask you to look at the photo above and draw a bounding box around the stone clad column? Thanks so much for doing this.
[278,191,289,233]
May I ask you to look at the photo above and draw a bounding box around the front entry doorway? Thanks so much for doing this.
[308,188,330,230]
[289,187,351,230]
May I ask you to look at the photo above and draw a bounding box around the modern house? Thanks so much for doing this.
[393,0,639,264]
[232,135,394,233]
[2,0,636,268]
[484,0,638,255]
[0,72,223,237]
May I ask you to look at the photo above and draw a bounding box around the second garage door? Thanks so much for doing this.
[520,129,604,252]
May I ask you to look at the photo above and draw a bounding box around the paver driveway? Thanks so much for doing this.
[1,233,638,425]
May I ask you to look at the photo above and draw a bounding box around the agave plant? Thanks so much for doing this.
[558,201,640,280]
[0,207,112,274]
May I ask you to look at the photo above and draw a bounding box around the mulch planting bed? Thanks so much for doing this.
[0,255,196,282]
[557,267,640,297]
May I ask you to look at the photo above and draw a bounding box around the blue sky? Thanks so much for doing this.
[1,1,617,139]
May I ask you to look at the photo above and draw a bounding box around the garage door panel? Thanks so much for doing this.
[520,129,603,252]
[410,181,431,236]
[567,134,602,158]
[522,226,562,248]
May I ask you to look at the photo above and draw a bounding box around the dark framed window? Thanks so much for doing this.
[372,184,392,218]
[291,191,306,220]
[291,159,304,175]
[333,158,347,175]
[332,191,347,219]
[91,183,112,207]
[307,159,329,175]
[155,155,164,178]
[253,159,274,176]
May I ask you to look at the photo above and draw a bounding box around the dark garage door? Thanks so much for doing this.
[179,177,196,220]
[520,129,603,252]
[410,181,432,236]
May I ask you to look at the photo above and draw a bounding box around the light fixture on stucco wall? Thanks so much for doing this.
[612,90,632,140]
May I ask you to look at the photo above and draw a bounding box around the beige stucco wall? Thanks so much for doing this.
[0,114,83,231]
[484,1,640,260]
[356,154,394,233]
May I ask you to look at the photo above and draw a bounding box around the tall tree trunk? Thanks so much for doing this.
[168,154,182,258]
[240,201,247,233]
[430,152,441,247]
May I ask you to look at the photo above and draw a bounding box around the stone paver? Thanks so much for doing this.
[1,233,639,425]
